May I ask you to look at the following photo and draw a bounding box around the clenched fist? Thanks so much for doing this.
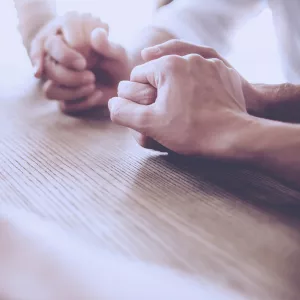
[109,43,253,159]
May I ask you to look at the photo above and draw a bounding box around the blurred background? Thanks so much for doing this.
[1,0,285,93]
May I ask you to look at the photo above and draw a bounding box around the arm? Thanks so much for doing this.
[140,36,300,123]
[13,0,56,54]
[111,40,300,188]
[128,0,263,69]
[269,0,300,84]
[232,116,300,187]
[249,83,300,122]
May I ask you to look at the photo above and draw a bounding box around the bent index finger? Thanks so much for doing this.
[118,81,157,105]
[44,35,86,71]
[44,56,95,87]
[43,80,95,101]
[108,97,154,134]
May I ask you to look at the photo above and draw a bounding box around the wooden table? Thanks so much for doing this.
[1,38,300,300]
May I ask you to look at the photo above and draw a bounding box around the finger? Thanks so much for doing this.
[129,61,158,87]
[62,12,108,53]
[44,35,86,70]
[118,81,157,105]
[142,40,232,67]
[108,97,154,133]
[44,56,95,87]
[30,36,45,78]
[43,80,95,101]
[32,58,44,78]
[91,28,125,60]
[60,90,104,113]
[60,11,85,50]
[82,13,109,37]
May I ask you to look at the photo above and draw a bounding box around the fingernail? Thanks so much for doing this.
[83,73,95,84]
[73,59,86,70]
[33,64,38,76]
[33,62,41,78]
[144,46,160,54]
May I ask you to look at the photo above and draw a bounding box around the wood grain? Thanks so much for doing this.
[1,33,300,300]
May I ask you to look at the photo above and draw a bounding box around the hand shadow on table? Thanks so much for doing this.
[127,151,300,298]
[133,152,300,221]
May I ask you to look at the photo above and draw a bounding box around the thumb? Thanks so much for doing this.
[90,28,125,61]
[108,97,153,133]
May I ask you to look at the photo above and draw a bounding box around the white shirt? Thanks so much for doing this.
[154,0,300,83]
[14,0,300,83]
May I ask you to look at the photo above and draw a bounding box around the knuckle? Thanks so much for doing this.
[162,55,184,72]
[141,87,156,104]
[185,53,202,64]
[117,80,128,94]
[130,65,142,81]
[210,58,225,68]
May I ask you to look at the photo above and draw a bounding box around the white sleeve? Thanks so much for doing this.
[13,0,56,53]
[153,0,264,56]
[269,0,300,83]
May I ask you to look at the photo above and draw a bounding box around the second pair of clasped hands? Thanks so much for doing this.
[31,13,300,186]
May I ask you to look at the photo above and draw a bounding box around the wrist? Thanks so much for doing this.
[247,83,300,122]
[217,114,264,162]
[229,115,300,184]
[15,1,56,55]
[242,81,266,117]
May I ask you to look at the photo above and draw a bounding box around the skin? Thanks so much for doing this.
[28,5,175,113]
[30,12,130,113]
[25,2,300,186]
[109,41,300,187]
[29,3,300,119]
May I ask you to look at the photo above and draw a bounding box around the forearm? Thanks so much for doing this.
[233,115,300,187]
[250,83,300,122]
[14,0,56,54]
[128,0,261,70]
